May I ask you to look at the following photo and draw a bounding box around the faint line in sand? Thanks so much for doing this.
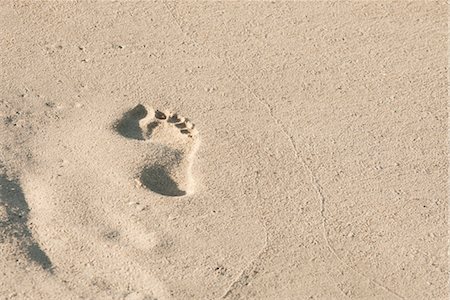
[222,58,405,300]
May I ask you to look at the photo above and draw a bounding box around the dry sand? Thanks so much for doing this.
[0,1,448,299]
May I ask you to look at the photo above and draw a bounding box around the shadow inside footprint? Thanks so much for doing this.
[140,165,186,197]
[0,174,53,271]
[115,104,148,140]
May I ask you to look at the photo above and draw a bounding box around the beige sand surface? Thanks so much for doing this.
[0,1,448,299]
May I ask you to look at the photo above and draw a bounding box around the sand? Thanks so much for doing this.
[0,1,448,299]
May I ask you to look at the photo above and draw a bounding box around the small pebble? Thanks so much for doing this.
[134,179,142,188]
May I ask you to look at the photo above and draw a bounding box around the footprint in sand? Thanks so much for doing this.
[115,104,199,197]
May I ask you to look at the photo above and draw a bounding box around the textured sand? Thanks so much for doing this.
[0,1,448,300]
